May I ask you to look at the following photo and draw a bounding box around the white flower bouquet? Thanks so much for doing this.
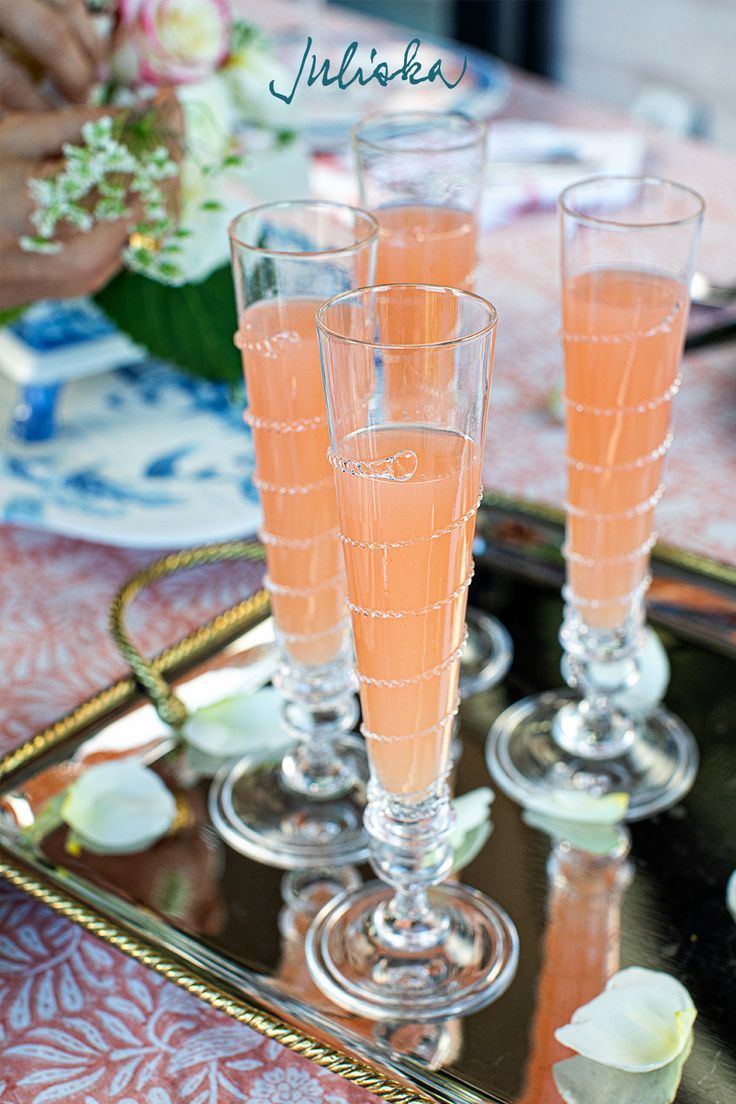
[20,0,302,384]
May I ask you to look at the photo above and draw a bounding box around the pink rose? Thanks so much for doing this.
[113,0,231,87]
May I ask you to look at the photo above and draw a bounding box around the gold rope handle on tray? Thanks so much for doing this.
[108,540,267,729]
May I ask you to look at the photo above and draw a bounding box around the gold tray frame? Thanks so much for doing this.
[0,542,438,1104]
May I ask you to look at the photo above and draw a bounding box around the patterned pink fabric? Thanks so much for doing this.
[0,887,377,1104]
[0,528,381,1104]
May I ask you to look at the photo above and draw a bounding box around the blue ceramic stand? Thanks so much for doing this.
[12,383,61,442]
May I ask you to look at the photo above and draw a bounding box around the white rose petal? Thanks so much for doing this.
[172,76,243,284]
[183,686,285,757]
[620,628,670,715]
[727,870,736,923]
[154,0,225,69]
[178,75,236,166]
[172,179,232,282]
[553,1033,693,1104]
[450,787,494,873]
[109,38,142,85]
[523,788,629,825]
[177,654,277,711]
[563,628,670,718]
[61,760,176,854]
[522,809,625,857]
[555,967,697,1072]
[222,42,299,130]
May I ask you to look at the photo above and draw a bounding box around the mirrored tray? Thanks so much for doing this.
[1,550,735,1104]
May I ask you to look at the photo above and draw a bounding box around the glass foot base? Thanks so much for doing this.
[459,607,513,698]
[486,690,699,821]
[209,735,370,868]
[305,881,519,1021]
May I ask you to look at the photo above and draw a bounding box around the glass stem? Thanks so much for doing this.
[553,604,645,761]
[365,777,454,951]
[274,651,359,799]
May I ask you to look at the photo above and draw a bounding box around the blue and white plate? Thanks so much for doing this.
[0,361,260,548]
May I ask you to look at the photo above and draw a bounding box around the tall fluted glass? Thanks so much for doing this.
[209,201,378,869]
[488,176,704,820]
[353,110,513,692]
[306,284,518,1021]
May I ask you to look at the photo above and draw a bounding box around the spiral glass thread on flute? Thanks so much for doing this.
[488,176,705,822]
[209,202,378,869]
[306,284,518,1021]
[352,110,513,695]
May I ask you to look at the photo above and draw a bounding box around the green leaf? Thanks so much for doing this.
[230,19,264,52]
[94,264,241,385]
[0,304,29,326]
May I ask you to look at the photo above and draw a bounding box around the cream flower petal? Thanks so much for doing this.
[178,652,277,712]
[450,787,494,873]
[183,686,285,757]
[522,809,625,857]
[575,628,670,719]
[523,788,629,825]
[553,1032,693,1104]
[61,760,176,854]
[555,967,697,1072]
[727,870,736,923]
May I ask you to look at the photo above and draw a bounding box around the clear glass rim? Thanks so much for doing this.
[228,200,379,257]
[351,110,487,155]
[316,283,498,351]
[559,175,705,230]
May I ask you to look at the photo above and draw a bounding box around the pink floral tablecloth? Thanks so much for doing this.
[474,128,736,567]
[3,3,736,1100]
[0,528,380,1104]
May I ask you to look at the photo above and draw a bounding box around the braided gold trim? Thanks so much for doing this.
[0,857,434,1104]
[108,541,269,729]
[0,542,270,785]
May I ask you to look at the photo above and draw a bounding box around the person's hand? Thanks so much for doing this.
[0,107,131,310]
[0,0,103,111]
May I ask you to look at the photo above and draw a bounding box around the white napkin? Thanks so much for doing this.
[484,122,647,225]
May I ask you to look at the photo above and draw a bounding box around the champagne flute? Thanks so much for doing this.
[209,201,378,869]
[488,176,704,820]
[352,110,513,695]
[306,283,518,1020]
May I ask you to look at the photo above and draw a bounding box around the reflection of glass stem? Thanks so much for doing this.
[373,1019,463,1071]
[517,840,633,1104]
[276,866,362,1013]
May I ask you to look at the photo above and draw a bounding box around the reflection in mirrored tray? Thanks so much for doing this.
[1,568,735,1104]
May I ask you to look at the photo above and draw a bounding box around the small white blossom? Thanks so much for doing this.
[81,116,115,146]
[95,197,132,221]
[20,235,64,255]
[105,144,138,174]
[18,12,289,290]
[27,178,55,205]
